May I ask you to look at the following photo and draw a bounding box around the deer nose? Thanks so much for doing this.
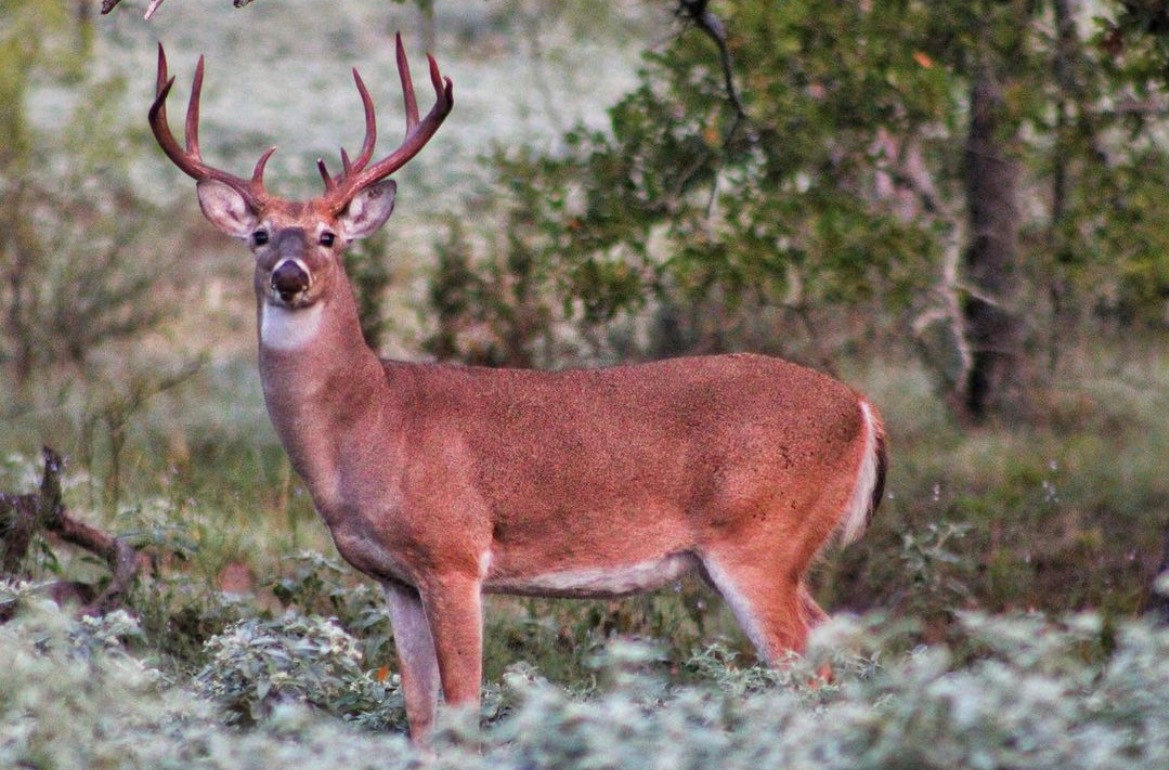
[271,259,310,301]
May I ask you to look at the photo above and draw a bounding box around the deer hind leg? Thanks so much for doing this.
[798,582,829,630]
[699,552,817,662]
[383,581,441,741]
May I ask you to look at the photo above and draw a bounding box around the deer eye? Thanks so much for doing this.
[319,231,336,248]
[252,230,269,246]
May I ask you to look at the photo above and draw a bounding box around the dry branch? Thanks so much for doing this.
[677,0,747,140]
[100,0,256,19]
[0,447,142,615]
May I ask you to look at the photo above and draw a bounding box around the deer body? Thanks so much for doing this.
[149,36,887,741]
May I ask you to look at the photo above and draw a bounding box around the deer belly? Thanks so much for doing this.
[482,551,699,599]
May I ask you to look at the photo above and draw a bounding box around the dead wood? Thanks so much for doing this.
[0,447,143,616]
[101,0,256,20]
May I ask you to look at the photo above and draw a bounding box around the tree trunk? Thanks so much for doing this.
[959,65,1027,424]
[1047,0,1079,377]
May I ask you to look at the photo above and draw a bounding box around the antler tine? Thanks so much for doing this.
[396,32,420,130]
[317,158,337,192]
[184,55,205,156]
[350,69,378,173]
[428,54,448,110]
[155,41,170,99]
[149,45,200,180]
[316,69,376,192]
[147,44,269,210]
[322,34,454,212]
[252,147,277,186]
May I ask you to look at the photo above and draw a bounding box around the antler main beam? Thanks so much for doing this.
[148,44,273,211]
[318,32,454,213]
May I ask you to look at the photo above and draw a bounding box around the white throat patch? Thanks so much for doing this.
[261,302,324,351]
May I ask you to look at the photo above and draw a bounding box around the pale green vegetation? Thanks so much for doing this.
[6,587,1169,769]
[4,0,1169,766]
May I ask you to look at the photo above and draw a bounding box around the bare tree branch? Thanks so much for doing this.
[100,0,257,19]
[676,0,747,140]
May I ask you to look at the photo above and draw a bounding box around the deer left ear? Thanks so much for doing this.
[339,180,397,241]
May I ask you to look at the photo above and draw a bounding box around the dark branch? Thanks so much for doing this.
[676,0,747,141]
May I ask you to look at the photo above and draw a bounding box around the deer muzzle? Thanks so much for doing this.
[271,259,311,302]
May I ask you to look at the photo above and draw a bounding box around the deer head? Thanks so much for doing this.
[148,33,453,316]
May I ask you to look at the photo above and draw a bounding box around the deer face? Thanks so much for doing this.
[195,179,398,312]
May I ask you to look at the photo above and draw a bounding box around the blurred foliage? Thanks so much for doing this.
[0,0,178,402]
[429,0,1169,392]
[344,230,394,351]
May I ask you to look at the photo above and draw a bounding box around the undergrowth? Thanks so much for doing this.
[4,586,1169,769]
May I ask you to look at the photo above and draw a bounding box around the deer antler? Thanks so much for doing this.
[317,32,454,214]
[148,44,274,212]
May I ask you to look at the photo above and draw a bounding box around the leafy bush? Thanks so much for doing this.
[8,594,1169,769]
[196,611,405,731]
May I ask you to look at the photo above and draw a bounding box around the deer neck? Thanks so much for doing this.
[255,282,395,498]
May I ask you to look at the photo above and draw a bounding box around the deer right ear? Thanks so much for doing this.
[196,180,260,239]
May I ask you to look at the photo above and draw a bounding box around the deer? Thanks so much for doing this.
[148,33,888,742]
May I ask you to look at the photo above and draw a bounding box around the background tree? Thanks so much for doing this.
[429,0,1169,427]
[0,7,174,402]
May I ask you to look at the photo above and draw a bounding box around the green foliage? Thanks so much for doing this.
[12,596,1169,769]
[344,230,394,352]
[0,5,180,406]
[897,520,976,619]
[425,213,556,366]
[428,0,965,365]
[270,551,393,662]
[196,611,406,730]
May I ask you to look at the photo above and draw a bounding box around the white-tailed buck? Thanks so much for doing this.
[149,34,887,741]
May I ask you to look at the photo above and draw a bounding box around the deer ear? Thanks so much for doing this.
[196,180,260,239]
[339,180,396,241]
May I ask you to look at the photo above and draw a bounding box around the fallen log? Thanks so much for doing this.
[0,447,142,616]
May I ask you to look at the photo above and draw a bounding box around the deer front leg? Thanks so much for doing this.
[418,572,485,721]
[382,581,441,742]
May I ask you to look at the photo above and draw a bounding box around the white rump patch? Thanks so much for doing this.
[261,302,324,351]
[838,400,882,546]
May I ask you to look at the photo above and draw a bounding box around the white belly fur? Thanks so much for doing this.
[483,552,699,599]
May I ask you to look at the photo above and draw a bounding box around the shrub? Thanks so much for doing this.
[9,583,1169,769]
[195,610,406,731]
